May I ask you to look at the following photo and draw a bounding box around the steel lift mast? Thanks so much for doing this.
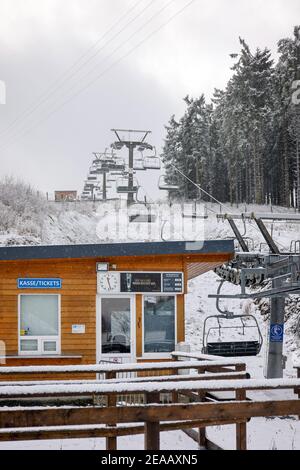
[214,212,300,378]
[111,129,152,206]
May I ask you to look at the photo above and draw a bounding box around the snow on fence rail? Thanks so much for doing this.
[0,377,299,398]
[0,371,247,388]
[0,377,299,450]
[171,351,233,361]
[0,359,245,375]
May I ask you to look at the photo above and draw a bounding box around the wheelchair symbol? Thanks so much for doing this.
[270,324,284,342]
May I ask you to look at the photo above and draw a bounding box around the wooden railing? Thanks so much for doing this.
[0,360,299,450]
[0,358,246,377]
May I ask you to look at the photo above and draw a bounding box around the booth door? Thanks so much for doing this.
[97,296,135,364]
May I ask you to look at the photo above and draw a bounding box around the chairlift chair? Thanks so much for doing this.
[84,183,95,191]
[128,203,157,223]
[202,281,263,357]
[111,142,124,151]
[116,177,139,194]
[143,157,161,170]
[133,159,146,171]
[100,160,117,171]
[113,157,126,171]
[158,175,180,191]
[143,148,161,170]
[202,314,263,357]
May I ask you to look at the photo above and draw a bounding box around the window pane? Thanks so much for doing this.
[101,298,131,354]
[144,296,175,353]
[20,339,38,352]
[20,295,59,336]
[43,341,57,352]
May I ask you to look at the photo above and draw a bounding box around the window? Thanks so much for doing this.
[19,295,60,355]
[101,298,131,354]
[143,296,176,354]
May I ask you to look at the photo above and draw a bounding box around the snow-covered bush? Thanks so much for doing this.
[0,177,47,238]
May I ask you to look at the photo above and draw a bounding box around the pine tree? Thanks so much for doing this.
[161,26,300,209]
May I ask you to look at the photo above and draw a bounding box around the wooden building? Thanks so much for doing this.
[54,191,77,202]
[0,240,234,368]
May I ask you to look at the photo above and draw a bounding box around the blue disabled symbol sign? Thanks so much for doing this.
[270,323,284,342]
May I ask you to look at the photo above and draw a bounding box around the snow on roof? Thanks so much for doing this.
[0,239,234,261]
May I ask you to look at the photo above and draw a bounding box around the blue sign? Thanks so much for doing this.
[18,278,62,289]
[270,323,284,342]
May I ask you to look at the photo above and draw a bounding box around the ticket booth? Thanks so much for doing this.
[0,240,234,370]
[97,271,184,364]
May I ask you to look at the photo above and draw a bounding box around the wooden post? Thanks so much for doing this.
[106,372,117,450]
[198,391,207,449]
[144,392,160,450]
[172,368,179,403]
[297,367,300,420]
[235,363,247,450]
[235,388,247,450]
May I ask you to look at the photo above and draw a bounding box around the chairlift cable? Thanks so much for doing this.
[160,157,236,213]
[0,0,187,151]
[0,0,146,139]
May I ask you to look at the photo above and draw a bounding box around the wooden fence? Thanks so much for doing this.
[0,357,299,450]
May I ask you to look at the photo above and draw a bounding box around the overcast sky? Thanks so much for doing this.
[0,0,299,198]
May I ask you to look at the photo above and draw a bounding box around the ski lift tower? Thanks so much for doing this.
[92,149,121,201]
[111,129,153,206]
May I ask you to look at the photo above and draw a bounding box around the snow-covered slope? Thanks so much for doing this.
[0,197,299,366]
[0,196,300,449]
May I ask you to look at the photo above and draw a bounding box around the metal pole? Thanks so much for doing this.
[103,171,107,202]
[227,217,249,252]
[253,217,280,254]
[127,143,134,206]
[296,124,300,212]
[266,278,285,378]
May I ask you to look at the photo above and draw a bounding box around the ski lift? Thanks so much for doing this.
[202,281,263,357]
[128,203,157,223]
[158,175,180,191]
[143,157,161,170]
[84,183,95,191]
[100,159,117,171]
[112,157,125,171]
[116,177,139,194]
[111,142,124,151]
[143,148,161,170]
[133,159,145,171]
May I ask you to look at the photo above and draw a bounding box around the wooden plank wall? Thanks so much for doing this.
[0,252,231,378]
[0,258,97,365]
[0,255,186,366]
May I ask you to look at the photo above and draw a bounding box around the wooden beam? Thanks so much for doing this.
[144,392,160,450]
[0,359,246,375]
[1,377,299,400]
[106,371,117,451]
[236,389,247,450]
[1,399,299,429]
[0,372,247,388]
[0,418,243,442]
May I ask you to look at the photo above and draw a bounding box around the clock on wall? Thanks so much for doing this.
[97,272,120,293]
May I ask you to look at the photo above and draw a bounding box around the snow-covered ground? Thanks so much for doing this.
[0,199,300,449]
[0,430,199,451]
[185,271,300,450]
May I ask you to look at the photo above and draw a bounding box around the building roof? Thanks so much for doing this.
[0,240,234,262]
